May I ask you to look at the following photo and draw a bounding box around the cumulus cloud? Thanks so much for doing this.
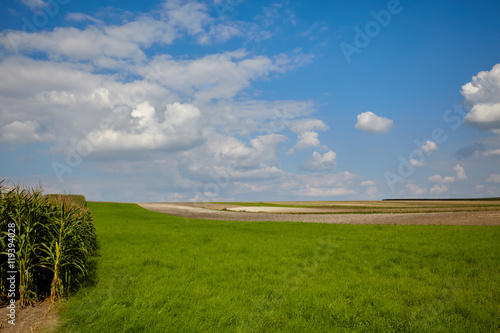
[429,185,448,195]
[462,63,500,131]
[86,101,203,152]
[162,0,211,36]
[294,172,356,197]
[293,131,320,150]
[0,120,54,144]
[20,0,46,10]
[483,149,500,157]
[0,1,346,202]
[409,159,426,167]
[428,175,456,183]
[406,183,427,196]
[289,118,328,133]
[454,164,468,180]
[360,180,378,198]
[428,164,467,184]
[486,174,500,183]
[301,187,355,197]
[364,186,379,198]
[143,51,273,102]
[230,166,285,180]
[355,111,393,134]
[288,118,329,153]
[420,140,438,153]
[300,150,337,171]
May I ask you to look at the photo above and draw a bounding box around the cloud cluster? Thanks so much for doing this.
[428,164,467,184]
[288,118,329,153]
[355,111,393,134]
[486,174,500,183]
[300,151,337,171]
[462,64,500,131]
[0,0,340,202]
[86,101,203,153]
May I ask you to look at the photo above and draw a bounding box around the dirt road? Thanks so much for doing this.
[137,202,500,226]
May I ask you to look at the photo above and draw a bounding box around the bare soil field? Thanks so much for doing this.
[137,201,500,226]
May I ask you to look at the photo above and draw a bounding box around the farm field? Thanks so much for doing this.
[138,201,500,225]
[54,202,500,332]
[208,199,500,213]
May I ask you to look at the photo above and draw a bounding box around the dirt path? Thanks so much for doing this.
[137,202,500,226]
[0,301,59,333]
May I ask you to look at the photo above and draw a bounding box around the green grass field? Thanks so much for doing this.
[57,202,500,332]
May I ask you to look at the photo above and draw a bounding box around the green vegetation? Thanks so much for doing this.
[0,181,97,304]
[45,194,88,208]
[58,202,500,332]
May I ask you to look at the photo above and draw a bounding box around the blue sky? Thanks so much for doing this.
[1,0,500,202]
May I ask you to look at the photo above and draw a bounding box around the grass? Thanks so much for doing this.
[57,202,500,332]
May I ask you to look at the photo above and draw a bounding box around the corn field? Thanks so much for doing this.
[0,180,97,305]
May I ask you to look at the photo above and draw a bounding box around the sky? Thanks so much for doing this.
[0,0,500,202]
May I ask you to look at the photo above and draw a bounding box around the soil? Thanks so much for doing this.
[0,300,59,333]
[137,202,500,225]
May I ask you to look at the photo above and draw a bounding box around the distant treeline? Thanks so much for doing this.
[383,197,500,201]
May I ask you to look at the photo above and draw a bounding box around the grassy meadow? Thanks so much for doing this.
[55,202,500,332]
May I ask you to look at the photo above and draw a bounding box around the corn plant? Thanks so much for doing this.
[39,201,96,300]
[0,180,96,304]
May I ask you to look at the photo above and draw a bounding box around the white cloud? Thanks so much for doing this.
[20,0,45,10]
[406,183,427,196]
[296,172,355,187]
[288,118,329,153]
[301,187,355,197]
[271,49,315,73]
[475,185,485,191]
[87,101,203,152]
[355,111,393,134]
[486,174,500,183]
[162,0,211,36]
[429,185,448,195]
[285,172,356,197]
[0,1,345,202]
[292,131,320,151]
[483,149,500,157]
[420,140,438,153]
[66,13,103,24]
[144,51,273,102]
[454,164,468,180]
[409,159,426,167]
[361,180,376,186]
[364,186,379,197]
[301,150,337,171]
[0,120,54,144]
[462,63,500,131]
[230,166,285,180]
[428,164,467,184]
[428,175,455,183]
[290,118,328,133]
